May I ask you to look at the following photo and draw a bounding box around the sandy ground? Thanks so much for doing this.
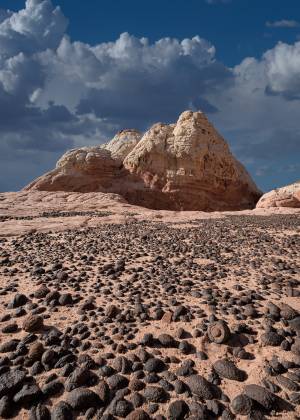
[0,190,299,237]
[0,191,299,419]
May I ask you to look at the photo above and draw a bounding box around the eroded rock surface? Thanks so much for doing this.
[123,110,261,210]
[25,111,262,211]
[101,129,142,161]
[257,181,300,209]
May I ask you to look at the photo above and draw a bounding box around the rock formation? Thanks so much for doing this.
[25,111,262,211]
[100,129,141,161]
[256,181,300,209]
[25,130,142,194]
[123,111,261,210]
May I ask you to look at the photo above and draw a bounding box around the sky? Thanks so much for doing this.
[0,0,299,192]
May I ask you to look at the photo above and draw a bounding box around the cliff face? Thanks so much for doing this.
[25,111,262,211]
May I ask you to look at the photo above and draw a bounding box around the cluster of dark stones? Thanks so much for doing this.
[40,211,113,219]
[0,216,36,223]
[0,211,113,223]
[0,214,299,418]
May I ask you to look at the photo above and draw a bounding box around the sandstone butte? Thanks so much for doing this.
[25,110,263,211]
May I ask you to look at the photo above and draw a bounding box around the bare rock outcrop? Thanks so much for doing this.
[256,181,300,209]
[123,111,261,210]
[101,129,142,161]
[25,147,121,193]
[25,130,141,193]
[25,111,262,211]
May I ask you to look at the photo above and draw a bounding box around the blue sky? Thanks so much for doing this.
[0,0,299,192]
[3,0,299,66]
[54,0,300,65]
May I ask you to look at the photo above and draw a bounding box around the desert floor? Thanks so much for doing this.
[0,191,299,419]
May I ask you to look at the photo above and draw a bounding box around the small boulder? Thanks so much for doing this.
[23,315,44,333]
[185,375,215,400]
[213,360,247,382]
[244,384,276,411]
[66,388,101,410]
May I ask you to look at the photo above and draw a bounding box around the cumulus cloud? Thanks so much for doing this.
[0,0,67,56]
[0,0,233,190]
[0,9,12,24]
[266,20,300,28]
[68,34,231,126]
[37,32,232,123]
[0,0,300,192]
[264,41,300,99]
[206,45,300,190]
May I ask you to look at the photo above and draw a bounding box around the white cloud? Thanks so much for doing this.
[264,41,300,99]
[37,32,230,125]
[0,0,67,56]
[0,52,43,96]
[266,20,300,28]
[205,42,300,190]
[0,9,12,24]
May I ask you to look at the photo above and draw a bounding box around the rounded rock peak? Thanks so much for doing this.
[56,147,112,170]
[102,129,142,161]
[177,109,205,123]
